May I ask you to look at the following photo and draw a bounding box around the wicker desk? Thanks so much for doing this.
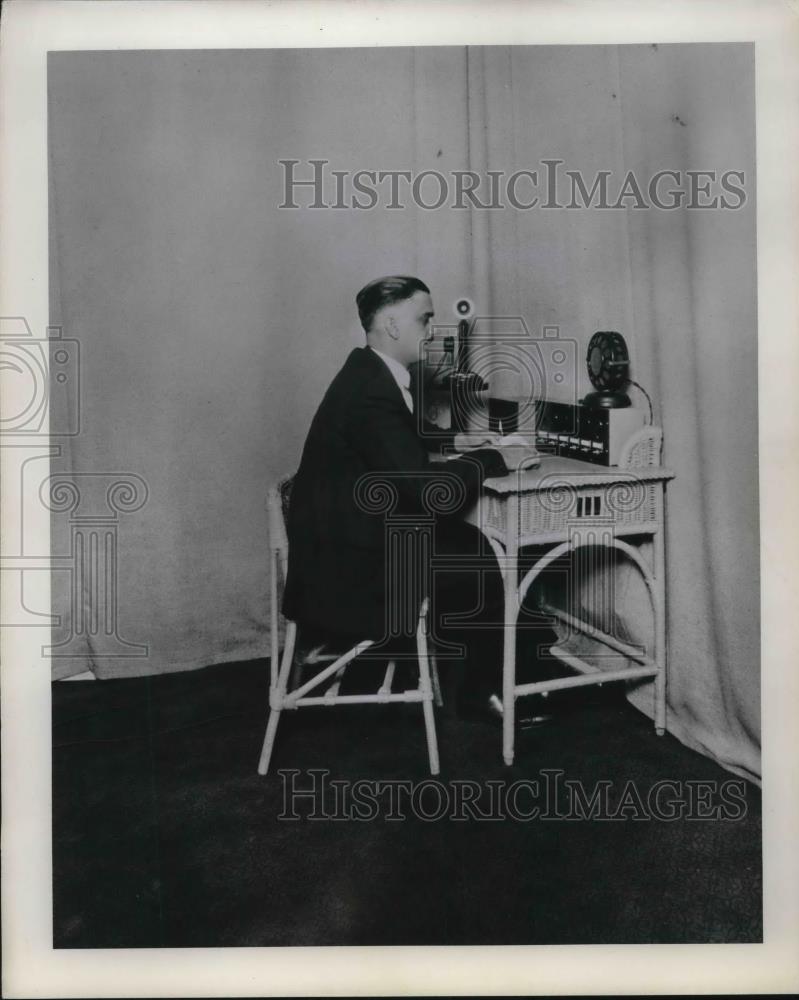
[464,437,674,765]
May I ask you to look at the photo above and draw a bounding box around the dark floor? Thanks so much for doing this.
[52,657,762,947]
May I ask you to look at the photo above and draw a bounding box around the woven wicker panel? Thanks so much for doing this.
[481,494,507,535]
[484,482,660,538]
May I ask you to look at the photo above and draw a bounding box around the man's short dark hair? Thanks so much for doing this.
[356,275,430,332]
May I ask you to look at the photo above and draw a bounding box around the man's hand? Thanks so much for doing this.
[453,431,502,452]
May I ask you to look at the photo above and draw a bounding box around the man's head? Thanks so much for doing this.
[356,275,434,368]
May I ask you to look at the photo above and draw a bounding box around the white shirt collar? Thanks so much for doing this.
[369,346,410,390]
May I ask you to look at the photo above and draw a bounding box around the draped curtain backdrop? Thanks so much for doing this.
[48,45,759,781]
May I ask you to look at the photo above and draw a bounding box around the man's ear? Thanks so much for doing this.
[385,315,400,341]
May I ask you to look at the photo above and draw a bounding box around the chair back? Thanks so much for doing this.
[267,475,293,579]
[267,475,295,686]
[619,426,663,468]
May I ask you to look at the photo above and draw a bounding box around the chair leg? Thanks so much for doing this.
[258,624,296,775]
[416,622,440,776]
[288,659,304,692]
[257,705,282,775]
[378,660,396,701]
[422,689,440,775]
[430,654,443,707]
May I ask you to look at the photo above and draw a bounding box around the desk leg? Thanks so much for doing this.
[502,495,519,766]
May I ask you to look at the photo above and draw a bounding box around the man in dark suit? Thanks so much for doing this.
[283,275,511,717]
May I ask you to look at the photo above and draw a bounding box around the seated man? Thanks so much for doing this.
[283,275,511,719]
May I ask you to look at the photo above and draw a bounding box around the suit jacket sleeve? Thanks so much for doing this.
[419,418,456,451]
[350,385,496,516]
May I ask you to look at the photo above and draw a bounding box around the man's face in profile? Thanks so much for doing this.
[386,290,435,367]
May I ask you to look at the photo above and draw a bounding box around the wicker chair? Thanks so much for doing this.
[257,475,443,776]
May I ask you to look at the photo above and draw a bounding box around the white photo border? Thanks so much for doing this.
[1,0,797,995]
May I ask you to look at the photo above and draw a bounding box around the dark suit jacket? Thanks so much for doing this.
[283,346,504,639]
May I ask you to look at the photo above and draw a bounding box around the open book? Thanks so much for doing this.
[448,432,541,471]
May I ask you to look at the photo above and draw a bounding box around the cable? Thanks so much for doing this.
[425,342,454,383]
[629,380,654,425]
[430,350,450,380]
